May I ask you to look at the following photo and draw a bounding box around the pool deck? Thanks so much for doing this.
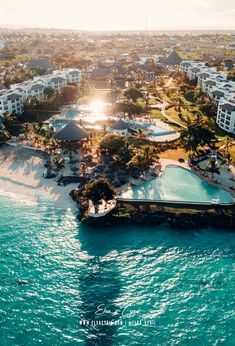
[156,159,235,199]
[120,157,235,198]
[50,111,180,143]
[87,159,235,216]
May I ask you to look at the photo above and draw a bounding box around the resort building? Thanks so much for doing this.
[181,60,235,135]
[212,89,227,103]
[180,60,227,85]
[180,61,206,80]
[34,69,82,89]
[0,90,24,116]
[0,68,82,117]
[10,81,45,100]
[216,98,235,134]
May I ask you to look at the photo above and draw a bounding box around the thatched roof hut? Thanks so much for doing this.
[111,119,130,130]
[53,121,88,142]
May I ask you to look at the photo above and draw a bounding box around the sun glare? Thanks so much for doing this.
[89,100,105,113]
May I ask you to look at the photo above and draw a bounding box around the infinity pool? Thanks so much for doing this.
[119,165,234,205]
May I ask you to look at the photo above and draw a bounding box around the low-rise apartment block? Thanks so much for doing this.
[180,60,235,134]
[0,68,82,118]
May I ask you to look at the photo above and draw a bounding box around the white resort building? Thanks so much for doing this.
[0,68,82,118]
[217,99,235,134]
[180,60,235,135]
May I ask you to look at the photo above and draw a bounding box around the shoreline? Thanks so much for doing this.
[1,144,235,217]
[0,145,77,209]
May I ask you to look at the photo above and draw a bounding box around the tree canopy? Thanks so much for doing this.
[228,70,235,82]
[124,87,143,102]
[60,84,78,105]
[83,178,115,206]
[99,133,128,155]
[114,100,143,118]
[181,123,216,154]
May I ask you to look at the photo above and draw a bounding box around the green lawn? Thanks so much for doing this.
[149,109,164,119]
[165,106,194,125]
[159,148,189,161]
[228,145,235,163]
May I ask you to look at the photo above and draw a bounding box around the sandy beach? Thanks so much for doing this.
[0,144,78,208]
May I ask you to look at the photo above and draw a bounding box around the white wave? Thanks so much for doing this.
[0,188,38,206]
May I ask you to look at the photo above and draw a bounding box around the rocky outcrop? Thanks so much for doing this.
[83,206,235,230]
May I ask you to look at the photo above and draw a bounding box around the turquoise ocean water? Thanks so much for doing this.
[0,194,234,346]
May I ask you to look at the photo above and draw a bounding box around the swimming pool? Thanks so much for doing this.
[124,120,176,137]
[61,110,83,119]
[119,165,234,205]
[59,110,109,123]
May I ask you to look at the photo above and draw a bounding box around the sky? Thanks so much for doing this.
[0,0,234,31]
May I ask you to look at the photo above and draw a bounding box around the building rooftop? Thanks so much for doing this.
[31,84,44,91]
[53,121,88,142]
[212,90,225,97]
[204,80,217,86]
[51,76,65,83]
[199,72,210,78]
[111,119,130,130]
[220,102,235,112]
[7,93,22,101]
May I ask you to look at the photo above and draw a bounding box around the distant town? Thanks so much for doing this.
[0,29,235,132]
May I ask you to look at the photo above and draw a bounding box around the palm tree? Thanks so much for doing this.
[140,145,159,166]
[103,124,107,134]
[47,138,60,154]
[205,157,220,178]
[63,142,78,161]
[127,152,148,174]
[23,123,32,140]
[83,178,115,212]
[33,122,44,136]
[195,112,203,124]
[3,112,16,126]
[112,154,122,173]
[80,162,88,176]
[224,136,233,154]
[52,155,65,172]
[226,152,233,167]
[137,128,145,138]
[0,130,10,142]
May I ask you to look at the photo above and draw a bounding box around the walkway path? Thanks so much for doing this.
[149,99,187,130]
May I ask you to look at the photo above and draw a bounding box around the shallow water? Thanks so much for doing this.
[0,195,234,345]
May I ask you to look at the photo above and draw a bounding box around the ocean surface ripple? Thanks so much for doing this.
[0,196,234,346]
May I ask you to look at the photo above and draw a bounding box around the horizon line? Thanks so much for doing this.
[0,24,235,32]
